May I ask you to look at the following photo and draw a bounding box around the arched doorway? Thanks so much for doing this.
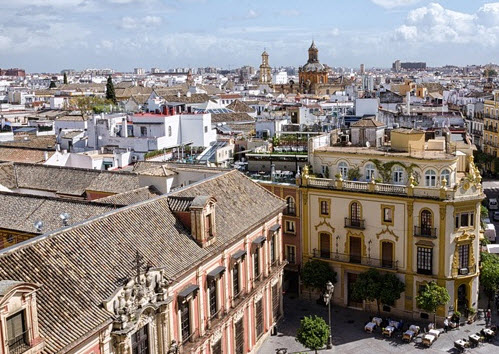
[457,284,468,314]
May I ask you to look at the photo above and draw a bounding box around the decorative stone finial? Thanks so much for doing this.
[303,165,310,177]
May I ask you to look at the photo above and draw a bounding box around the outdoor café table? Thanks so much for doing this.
[422,334,437,347]
[454,339,468,350]
[469,334,481,345]
[364,322,376,333]
[383,326,395,337]
[484,328,494,336]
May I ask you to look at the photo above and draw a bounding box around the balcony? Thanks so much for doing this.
[312,249,398,270]
[8,331,30,354]
[344,217,365,230]
[414,226,437,238]
[458,264,476,276]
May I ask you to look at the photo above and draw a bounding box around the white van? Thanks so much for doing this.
[485,223,497,243]
[489,198,498,210]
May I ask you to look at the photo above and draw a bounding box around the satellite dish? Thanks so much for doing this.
[60,212,70,226]
[34,221,44,232]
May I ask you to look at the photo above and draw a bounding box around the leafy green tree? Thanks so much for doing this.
[352,268,405,315]
[296,315,329,353]
[416,281,450,325]
[301,259,337,294]
[106,75,117,104]
[63,72,68,84]
[49,81,56,88]
[69,96,112,114]
[480,252,499,307]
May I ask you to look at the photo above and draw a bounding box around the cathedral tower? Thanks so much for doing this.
[259,50,271,84]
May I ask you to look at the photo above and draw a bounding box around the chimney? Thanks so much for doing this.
[189,196,217,248]
[122,118,128,138]
[43,151,48,161]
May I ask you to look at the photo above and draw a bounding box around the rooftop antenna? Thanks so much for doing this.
[34,221,44,233]
[59,212,70,226]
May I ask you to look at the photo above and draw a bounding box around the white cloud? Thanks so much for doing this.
[246,9,259,19]
[279,9,300,17]
[371,0,420,9]
[0,35,12,50]
[120,15,162,29]
[393,2,499,45]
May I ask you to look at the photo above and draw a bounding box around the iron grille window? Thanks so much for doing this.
[459,244,470,269]
[254,249,260,279]
[235,319,244,354]
[417,247,432,275]
[7,310,28,354]
[286,245,296,264]
[212,339,222,354]
[255,299,263,338]
[233,263,240,298]
[272,284,280,321]
[270,234,276,264]
[286,197,296,215]
[209,280,218,318]
[132,325,149,354]
[180,302,190,342]
[320,200,329,215]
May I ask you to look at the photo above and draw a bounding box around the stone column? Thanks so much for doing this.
[197,268,205,337]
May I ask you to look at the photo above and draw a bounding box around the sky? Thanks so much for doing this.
[1,0,499,73]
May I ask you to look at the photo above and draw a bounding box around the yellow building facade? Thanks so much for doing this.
[299,130,484,323]
[483,90,499,159]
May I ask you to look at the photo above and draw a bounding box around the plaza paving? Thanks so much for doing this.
[258,295,499,353]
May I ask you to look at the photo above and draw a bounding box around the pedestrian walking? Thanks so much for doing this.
[444,317,449,333]
[486,308,492,326]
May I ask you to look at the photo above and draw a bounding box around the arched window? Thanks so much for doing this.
[425,169,437,187]
[393,166,404,184]
[168,126,172,137]
[319,233,331,259]
[440,169,450,186]
[420,209,433,237]
[349,202,362,227]
[286,196,296,215]
[338,162,348,179]
[365,163,375,182]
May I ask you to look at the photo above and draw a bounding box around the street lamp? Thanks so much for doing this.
[323,281,334,349]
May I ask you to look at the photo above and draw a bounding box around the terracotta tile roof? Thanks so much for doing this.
[226,100,256,113]
[0,163,15,189]
[0,136,56,150]
[0,148,54,164]
[10,163,141,197]
[92,186,161,206]
[211,112,255,123]
[0,192,115,234]
[351,118,385,128]
[0,170,284,353]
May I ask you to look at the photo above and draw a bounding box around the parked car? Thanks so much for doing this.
[489,198,498,210]
[485,223,497,243]
[494,211,499,221]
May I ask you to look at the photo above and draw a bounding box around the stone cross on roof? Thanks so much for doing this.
[132,250,144,282]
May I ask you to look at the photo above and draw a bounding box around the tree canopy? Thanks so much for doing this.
[416,281,450,324]
[480,252,499,307]
[69,96,113,114]
[351,268,405,315]
[63,72,68,84]
[49,81,56,89]
[106,76,117,104]
[296,315,329,353]
[301,259,337,292]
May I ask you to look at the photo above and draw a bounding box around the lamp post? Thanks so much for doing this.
[323,281,334,349]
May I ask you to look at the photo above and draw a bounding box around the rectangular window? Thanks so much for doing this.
[383,207,392,223]
[272,284,280,321]
[270,234,276,264]
[132,325,149,354]
[209,279,218,318]
[285,220,295,233]
[417,247,432,275]
[320,200,330,216]
[286,245,296,264]
[455,212,475,228]
[458,244,470,270]
[205,126,208,133]
[235,319,244,354]
[255,299,263,338]
[180,302,191,342]
[6,311,27,353]
[233,263,240,298]
[140,126,147,136]
[254,249,260,280]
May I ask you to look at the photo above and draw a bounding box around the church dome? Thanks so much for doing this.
[302,62,325,72]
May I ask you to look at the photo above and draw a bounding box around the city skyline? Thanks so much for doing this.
[1,0,499,72]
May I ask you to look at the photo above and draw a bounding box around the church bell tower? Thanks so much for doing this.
[259,50,271,84]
